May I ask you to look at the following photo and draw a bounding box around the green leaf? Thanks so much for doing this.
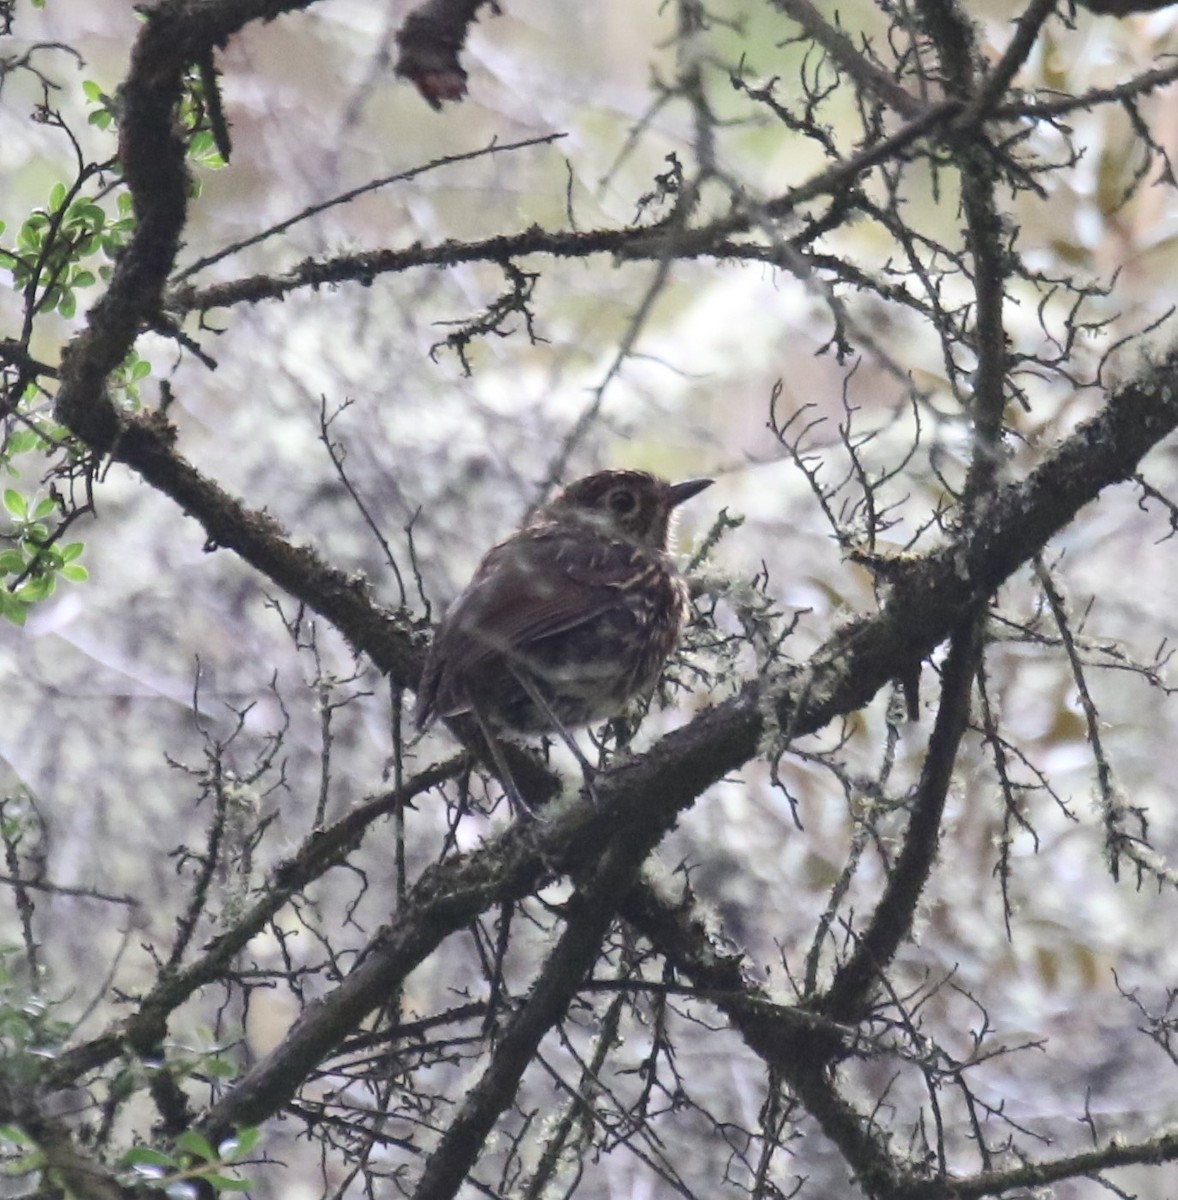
[122,1145,178,1169]
[71,203,107,229]
[0,550,26,574]
[57,291,77,319]
[31,498,56,520]
[71,269,97,288]
[61,565,88,583]
[4,489,26,518]
[5,430,41,455]
[175,1130,216,1162]
[0,1124,34,1147]
[49,182,66,211]
[203,1174,249,1191]
[59,542,84,563]
[217,1128,257,1158]
[17,575,55,602]
[0,594,29,626]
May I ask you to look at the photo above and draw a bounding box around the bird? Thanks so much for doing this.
[415,469,713,738]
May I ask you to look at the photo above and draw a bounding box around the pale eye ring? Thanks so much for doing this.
[609,489,636,514]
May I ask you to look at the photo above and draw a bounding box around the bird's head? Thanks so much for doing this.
[542,469,713,549]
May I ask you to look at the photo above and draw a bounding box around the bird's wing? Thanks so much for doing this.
[416,530,651,724]
[473,532,649,633]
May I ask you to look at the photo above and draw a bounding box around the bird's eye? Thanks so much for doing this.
[608,489,636,514]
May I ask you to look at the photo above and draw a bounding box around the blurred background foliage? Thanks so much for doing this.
[4,0,1178,1197]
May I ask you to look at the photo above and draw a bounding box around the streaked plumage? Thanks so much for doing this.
[415,470,712,733]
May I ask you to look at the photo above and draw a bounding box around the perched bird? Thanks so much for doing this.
[415,469,713,736]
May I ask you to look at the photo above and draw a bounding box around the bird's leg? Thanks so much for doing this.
[469,701,536,820]
[509,668,602,807]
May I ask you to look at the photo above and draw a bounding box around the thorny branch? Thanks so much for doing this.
[8,0,1178,1198]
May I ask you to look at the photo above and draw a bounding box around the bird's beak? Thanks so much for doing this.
[668,478,714,507]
